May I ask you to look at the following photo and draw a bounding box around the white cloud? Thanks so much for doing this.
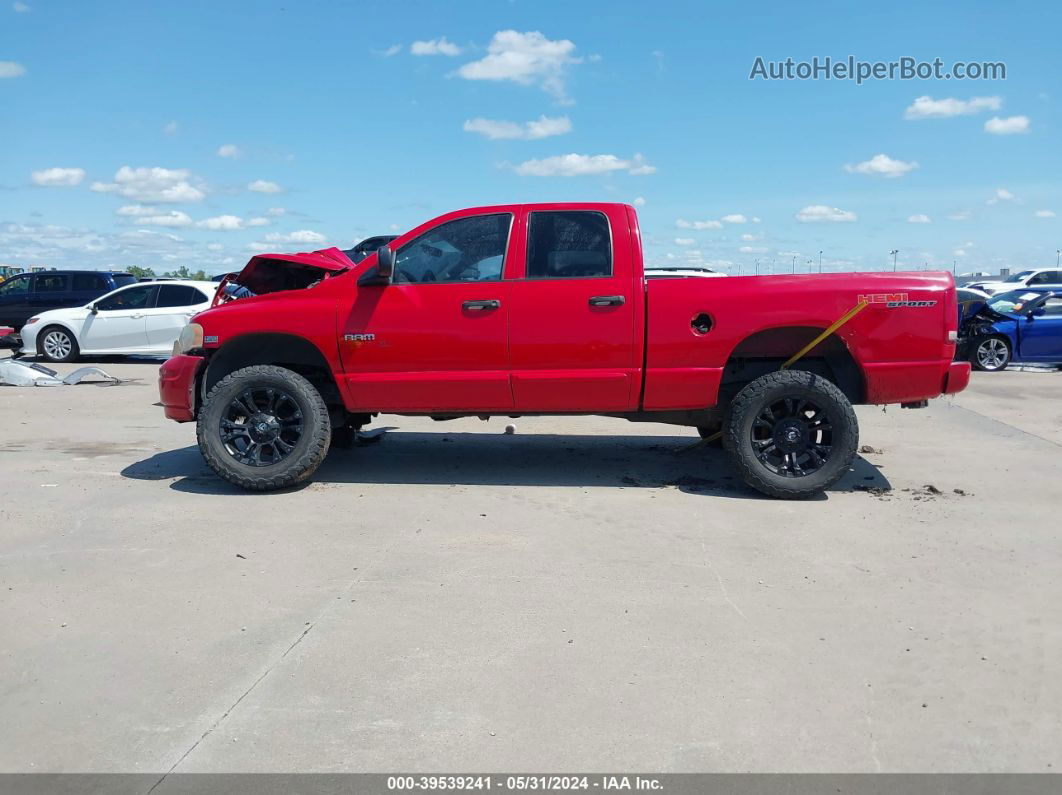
[844,153,918,178]
[13,2,30,12]
[90,166,206,203]
[247,216,271,227]
[1034,209,1056,218]
[411,37,462,56]
[265,207,286,217]
[740,233,762,241]
[217,144,241,158]
[264,230,327,244]
[953,248,968,257]
[463,114,571,140]
[116,204,157,217]
[795,205,857,223]
[513,152,655,177]
[134,210,193,228]
[0,61,26,78]
[31,167,85,187]
[197,215,243,231]
[904,95,1001,119]
[457,30,581,102]
[163,120,178,135]
[632,196,646,207]
[676,218,722,230]
[720,213,747,224]
[675,238,694,246]
[739,246,768,254]
[248,179,283,194]
[373,44,401,57]
[907,214,932,223]
[947,211,970,221]
[984,115,1030,135]
[987,188,1017,205]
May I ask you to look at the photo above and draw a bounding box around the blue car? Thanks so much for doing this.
[959,288,1062,371]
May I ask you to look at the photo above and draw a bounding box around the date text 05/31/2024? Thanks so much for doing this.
[387,776,663,791]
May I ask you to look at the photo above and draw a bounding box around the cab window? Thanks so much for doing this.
[393,214,511,284]
[526,211,612,279]
[96,285,158,311]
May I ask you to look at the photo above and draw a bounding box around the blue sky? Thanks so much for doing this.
[2,0,1060,276]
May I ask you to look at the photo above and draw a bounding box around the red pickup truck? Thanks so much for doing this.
[160,203,969,498]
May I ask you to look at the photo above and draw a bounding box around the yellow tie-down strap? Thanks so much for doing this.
[700,300,869,445]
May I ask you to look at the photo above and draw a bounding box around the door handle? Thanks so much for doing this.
[131,313,144,319]
[462,299,501,311]
[589,295,625,307]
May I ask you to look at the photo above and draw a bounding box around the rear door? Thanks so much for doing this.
[71,272,112,306]
[29,273,75,313]
[507,207,638,411]
[145,284,212,352]
[78,284,156,352]
[340,212,515,411]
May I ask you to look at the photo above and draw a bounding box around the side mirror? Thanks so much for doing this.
[88,303,98,314]
[376,245,395,282]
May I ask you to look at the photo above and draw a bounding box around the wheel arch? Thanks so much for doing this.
[203,332,342,407]
[721,325,865,404]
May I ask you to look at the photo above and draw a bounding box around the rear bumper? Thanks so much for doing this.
[159,354,204,422]
[943,360,971,395]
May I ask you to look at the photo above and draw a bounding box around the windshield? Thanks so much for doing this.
[987,290,1043,314]
[1003,270,1034,283]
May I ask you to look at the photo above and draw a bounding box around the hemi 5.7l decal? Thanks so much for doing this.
[857,292,937,308]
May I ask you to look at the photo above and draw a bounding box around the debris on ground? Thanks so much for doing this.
[356,427,388,444]
[854,484,891,498]
[0,359,120,387]
[664,475,718,492]
[859,445,883,454]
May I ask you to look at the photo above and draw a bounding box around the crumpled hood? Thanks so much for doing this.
[214,247,353,305]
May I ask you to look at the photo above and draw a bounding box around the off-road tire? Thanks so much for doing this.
[723,370,858,499]
[38,325,79,363]
[971,335,1011,372]
[197,365,331,491]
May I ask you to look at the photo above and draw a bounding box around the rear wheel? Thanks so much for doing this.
[723,370,858,499]
[972,336,1011,371]
[39,326,79,363]
[197,365,331,490]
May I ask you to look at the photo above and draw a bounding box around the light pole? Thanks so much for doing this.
[818,250,823,273]
[791,255,796,273]
[754,258,760,275]
[1057,249,1060,267]
[890,249,899,271]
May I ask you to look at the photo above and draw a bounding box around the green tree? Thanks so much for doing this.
[161,266,208,280]
[126,265,155,279]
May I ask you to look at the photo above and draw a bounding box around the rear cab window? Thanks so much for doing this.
[526,211,612,279]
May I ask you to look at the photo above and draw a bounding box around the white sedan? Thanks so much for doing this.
[20,280,217,362]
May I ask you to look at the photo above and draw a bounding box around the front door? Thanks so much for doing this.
[340,212,515,412]
[508,207,638,411]
[1019,295,1062,360]
[79,284,156,352]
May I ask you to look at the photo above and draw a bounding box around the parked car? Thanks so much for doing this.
[160,202,968,499]
[20,280,218,362]
[0,270,137,332]
[964,269,1062,296]
[958,288,1062,371]
[342,235,398,264]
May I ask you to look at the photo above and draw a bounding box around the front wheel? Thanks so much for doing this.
[723,370,858,499]
[972,336,1011,371]
[196,365,331,490]
[39,326,79,363]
